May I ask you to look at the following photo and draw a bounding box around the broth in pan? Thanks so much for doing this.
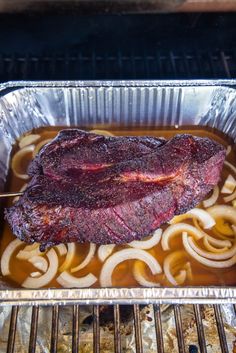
[1,126,236,289]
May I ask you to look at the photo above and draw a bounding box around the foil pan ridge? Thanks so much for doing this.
[0,79,236,303]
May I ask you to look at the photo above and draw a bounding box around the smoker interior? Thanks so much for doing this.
[0,11,236,353]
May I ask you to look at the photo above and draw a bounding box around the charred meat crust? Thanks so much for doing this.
[5,130,226,247]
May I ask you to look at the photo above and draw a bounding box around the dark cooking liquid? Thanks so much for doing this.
[1,126,236,288]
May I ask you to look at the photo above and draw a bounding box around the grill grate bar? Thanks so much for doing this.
[174,305,186,353]
[7,306,19,353]
[113,304,122,353]
[133,304,143,353]
[213,305,229,353]
[72,305,80,353]
[28,306,39,353]
[0,50,234,81]
[220,51,231,78]
[153,304,165,353]
[193,304,207,353]
[93,305,100,353]
[50,305,59,353]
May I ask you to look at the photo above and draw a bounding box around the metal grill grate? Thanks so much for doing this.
[0,49,235,82]
[3,303,235,353]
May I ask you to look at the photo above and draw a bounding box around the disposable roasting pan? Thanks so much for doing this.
[0,79,236,305]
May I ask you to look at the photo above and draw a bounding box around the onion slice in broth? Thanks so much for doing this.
[170,208,215,229]
[98,244,116,262]
[11,145,34,180]
[129,229,162,249]
[57,272,97,288]
[133,261,160,287]
[182,232,236,268]
[203,186,219,208]
[100,248,162,287]
[161,223,204,251]
[71,243,96,273]
[59,243,76,272]
[1,239,23,276]
[22,249,58,288]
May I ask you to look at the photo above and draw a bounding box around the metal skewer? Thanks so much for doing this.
[0,192,23,199]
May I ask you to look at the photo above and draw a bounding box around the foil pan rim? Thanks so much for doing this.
[0,287,235,305]
[0,79,236,305]
[0,79,236,91]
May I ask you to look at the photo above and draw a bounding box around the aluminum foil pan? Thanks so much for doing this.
[0,79,236,305]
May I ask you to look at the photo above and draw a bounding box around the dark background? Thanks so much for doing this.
[0,12,235,81]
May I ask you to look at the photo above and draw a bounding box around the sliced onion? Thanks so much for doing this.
[1,239,23,276]
[207,205,236,236]
[22,249,58,288]
[71,243,96,273]
[16,244,42,260]
[226,145,232,156]
[182,232,236,268]
[192,218,232,248]
[174,270,187,285]
[224,161,236,175]
[28,256,48,272]
[13,184,28,204]
[184,262,193,281]
[57,272,97,288]
[133,261,160,287]
[224,190,236,203]
[30,271,41,278]
[59,243,76,272]
[203,236,230,253]
[89,129,114,136]
[11,145,34,179]
[170,208,215,229]
[98,244,115,262]
[129,229,162,249]
[221,174,236,194]
[55,244,67,257]
[203,186,219,208]
[33,139,52,157]
[19,134,40,149]
[163,251,189,286]
[100,248,162,287]
[161,223,204,251]
[187,236,236,260]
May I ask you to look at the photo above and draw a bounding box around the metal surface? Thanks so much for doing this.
[0,192,23,198]
[0,79,236,304]
[3,304,234,353]
[0,50,235,82]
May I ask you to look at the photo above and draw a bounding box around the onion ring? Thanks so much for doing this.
[163,250,189,286]
[59,243,76,272]
[1,239,23,276]
[71,243,96,273]
[19,134,40,149]
[57,272,97,288]
[22,249,58,288]
[129,229,162,249]
[98,244,115,262]
[28,256,48,272]
[170,208,215,229]
[100,248,162,287]
[11,144,34,179]
[203,186,219,208]
[161,223,204,251]
[182,232,236,268]
[133,261,160,287]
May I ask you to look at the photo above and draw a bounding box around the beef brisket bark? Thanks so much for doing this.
[6,131,226,247]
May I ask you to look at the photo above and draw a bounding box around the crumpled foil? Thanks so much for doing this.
[0,304,235,352]
[0,80,235,351]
